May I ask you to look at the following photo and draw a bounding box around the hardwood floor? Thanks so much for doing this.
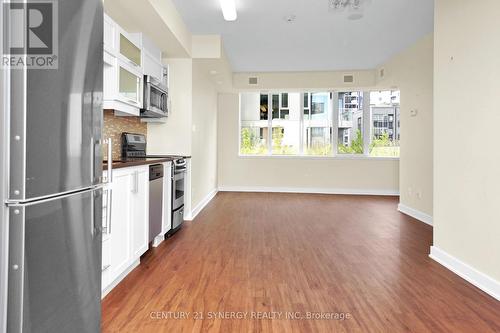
[102,192,500,332]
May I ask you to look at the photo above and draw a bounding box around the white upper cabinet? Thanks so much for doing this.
[103,14,143,116]
[103,14,116,54]
[118,29,142,70]
[140,33,163,81]
[103,13,165,117]
[117,59,143,108]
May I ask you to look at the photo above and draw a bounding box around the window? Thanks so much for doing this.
[239,90,400,158]
[303,93,310,116]
[303,92,332,155]
[337,91,364,154]
[260,94,269,120]
[272,92,299,154]
[240,93,269,155]
[369,91,400,157]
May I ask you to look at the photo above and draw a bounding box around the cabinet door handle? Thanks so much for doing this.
[131,171,138,193]
[107,189,113,234]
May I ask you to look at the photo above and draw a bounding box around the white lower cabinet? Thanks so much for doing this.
[131,168,149,258]
[102,165,149,297]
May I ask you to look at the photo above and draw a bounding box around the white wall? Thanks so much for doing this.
[434,0,500,282]
[218,93,399,193]
[233,70,376,90]
[147,58,193,155]
[191,61,218,208]
[376,34,434,217]
[148,58,219,212]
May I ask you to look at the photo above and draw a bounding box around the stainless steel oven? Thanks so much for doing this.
[141,75,168,118]
[172,159,187,230]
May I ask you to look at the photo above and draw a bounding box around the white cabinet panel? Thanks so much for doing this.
[131,167,149,258]
[102,166,150,296]
[103,14,116,54]
[108,170,131,283]
[144,52,163,81]
[101,239,111,290]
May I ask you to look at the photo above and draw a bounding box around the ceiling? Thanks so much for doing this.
[171,0,434,73]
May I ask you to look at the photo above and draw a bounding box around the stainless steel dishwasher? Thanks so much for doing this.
[149,164,164,242]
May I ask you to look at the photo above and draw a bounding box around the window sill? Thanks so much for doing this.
[238,154,400,161]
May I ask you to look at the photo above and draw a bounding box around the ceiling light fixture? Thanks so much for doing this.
[329,0,368,20]
[284,15,297,23]
[329,0,360,11]
[219,0,237,21]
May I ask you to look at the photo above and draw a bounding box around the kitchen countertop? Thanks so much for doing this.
[103,156,191,170]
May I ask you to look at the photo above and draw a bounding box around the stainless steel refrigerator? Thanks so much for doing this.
[1,0,105,331]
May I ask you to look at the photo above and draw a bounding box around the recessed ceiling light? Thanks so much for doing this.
[284,15,296,23]
[219,0,237,21]
[348,13,363,20]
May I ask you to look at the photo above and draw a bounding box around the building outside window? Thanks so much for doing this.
[239,90,400,158]
[271,92,300,154]
[303,92,332,155]
[240,93,269,155]
[337,91,364,154]
[369,91,400,157]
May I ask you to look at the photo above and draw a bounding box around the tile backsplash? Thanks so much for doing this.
[103,110,147,160]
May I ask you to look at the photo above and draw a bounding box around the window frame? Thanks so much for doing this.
[238,90,399,160]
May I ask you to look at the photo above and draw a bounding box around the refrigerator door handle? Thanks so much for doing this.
[92,137,112,186]
[105,138,113,183]
[91,191,95,236]
[7,207,25,333]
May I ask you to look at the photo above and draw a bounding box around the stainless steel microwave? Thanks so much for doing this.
[141,75,168,118]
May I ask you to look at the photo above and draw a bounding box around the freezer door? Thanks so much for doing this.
[7,189,103,333]
[8,0,103,201]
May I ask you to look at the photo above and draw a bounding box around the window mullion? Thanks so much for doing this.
[268,93,272,155]
[331,91,339,156]
[299,92,304,155]
[362,91,371,156]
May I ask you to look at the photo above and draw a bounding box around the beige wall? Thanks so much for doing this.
[148,58,219,211]
[233,70,376,90]
[148,58,193,156]
[377,34,434,216]
[218,93,399,193]
[434,0,500,281]
[191,61,218,208]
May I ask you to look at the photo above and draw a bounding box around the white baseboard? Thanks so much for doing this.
[184,188,218,221]
[430,246,500,301]
[152,234,165,248]
[398,203,433,226]
[218,186,399,196]
[101,259,140,299]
